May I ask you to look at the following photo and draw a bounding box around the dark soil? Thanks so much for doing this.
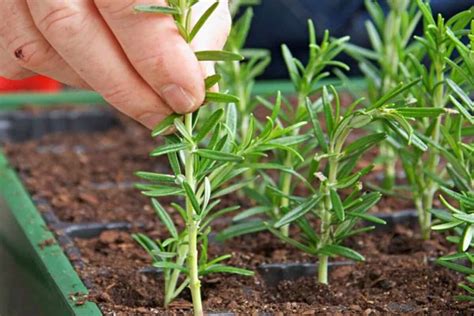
[75,226,472,315]
[4,110,469,314]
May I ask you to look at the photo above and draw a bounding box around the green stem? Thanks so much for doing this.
[380,144,396,190]
[183,113,203,316]
[318,255,329,284]
[318,154,338,283]
[419,62,444,240]
[164,244,188,306]
[278,94,306,236]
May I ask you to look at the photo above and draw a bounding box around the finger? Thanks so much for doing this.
[94,0,205,114]
[27,0,172,129]
[0,0,88,88]
[0,46,34,79]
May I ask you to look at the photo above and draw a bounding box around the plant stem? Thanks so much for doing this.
[318,254,329,284]
[419,63,444,240]
[165,244,188,306]
[183,113,203,316]
[318,154,338,283]
[278,94,306,236]
[380,4,403,191]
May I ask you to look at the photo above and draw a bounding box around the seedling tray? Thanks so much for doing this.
[0,105,423,315]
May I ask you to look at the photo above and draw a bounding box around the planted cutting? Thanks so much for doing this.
[394,2,473,239]
[218,21,351,239]
[132,1,306,314]
[261,82,435,284]
[344,0,422,190]
[430,67,473,300]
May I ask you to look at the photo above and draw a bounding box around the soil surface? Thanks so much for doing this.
[75,225,472,315]
[4,109,469,314]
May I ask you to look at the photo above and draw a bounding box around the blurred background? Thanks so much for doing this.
[1,0,473,92]
[246,0,474,78]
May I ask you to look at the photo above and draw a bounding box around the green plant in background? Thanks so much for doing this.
[345,0,422,190]
[217,6,271,141]
[219,21,351,238]
[430,26,473,299]
[395,2,473,240]
[433,140,474,300]
[133,2,307,314]
[263,82,434,284]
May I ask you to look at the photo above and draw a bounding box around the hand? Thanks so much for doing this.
[0,0,231,128]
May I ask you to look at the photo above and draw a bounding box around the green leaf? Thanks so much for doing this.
[151,113,181,137]
[134,5,180,15]
[347,212,386,225]
[141,187,184,197]
[385,120,428,151]
[150,143,188,157]
[202,264,254,276]
[370,79,421,109]
[281,44,300,86]
[225,103,237,140]
[447,79,474,111]
[151,199,178,239]
[195,50,244,61]
[132,233,161,262]
[217,220,266,241]
[173,118,193,142]
[135,171,175,183]
[461,224,474,252]
[195,109,224,142]
[319,245,365,261]
[153,261,188,273]
[344,133,386,156]
[330,189,345,221]
[188,2,219,41]
[395,107,446,118]
[182,181,201,215]
[453,213,474,224]
[322,86,334,134]
[346,192,381,214]
[305,98,328,152]
[233,206,271,222]
[212,178,254,199]
[204,74,221,90]
[436,259,474,275]
[195,149,244,162]
[274,196,322,228]
[267,225,316,255]
[205,92,240,103]
[432,221,463,230]
[450,96,474,124]
[442,187,474,209]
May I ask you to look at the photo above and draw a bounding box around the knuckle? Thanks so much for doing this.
[101,84,133,109]
[37,4,86,38]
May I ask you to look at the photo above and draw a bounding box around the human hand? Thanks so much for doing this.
[0,0,231,128]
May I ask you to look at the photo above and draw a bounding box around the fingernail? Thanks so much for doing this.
[138,112,167,130]
[160,84,196,113]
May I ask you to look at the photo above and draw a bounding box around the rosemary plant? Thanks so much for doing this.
[433,137,474,300]
[133,1,306,313]
[219,21,351,238]
[345,0,422,190]
[431,35,473,300]
[217,6,271,141]
[395,2,473,240]
[265,82,431,284]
